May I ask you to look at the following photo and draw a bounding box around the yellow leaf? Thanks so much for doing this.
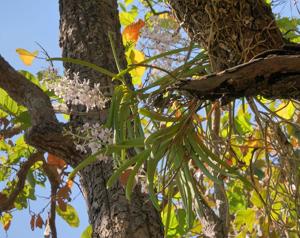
[128,49,145,85]
[276,101,295,120]
[16,48,38,66]
[122,19,145,44]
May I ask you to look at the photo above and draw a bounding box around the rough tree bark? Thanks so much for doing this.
[169,0,284,71]
[167,0,287,237]
[0,0,297,237]
[59,0,163,238]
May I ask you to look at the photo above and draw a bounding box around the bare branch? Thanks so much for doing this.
[144,0,170,16]
[178,54,300,103]
[42,162,59,238]
[0,152,43,212]
[0,125,23,139]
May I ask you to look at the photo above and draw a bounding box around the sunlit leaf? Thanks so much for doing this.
[0,213,12,231]
[122,19,145,44]
[119,5,138,26]
[125,48,146,85]
[234,208,256,232]
[81,225,92,238]
[56,204,80,227]
[16,48,38,66]
[276,101,295,120]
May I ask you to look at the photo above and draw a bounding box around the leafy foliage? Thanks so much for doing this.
[1,0,300,237]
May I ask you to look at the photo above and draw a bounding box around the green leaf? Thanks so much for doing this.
[125,0,134,6]
[116,45,200,80]
[164,183,175,237]
[13,111,31,128]
[125,149,150,200]
[139,108,178,122]
[119,5,138,26]
[234,208,256,232]
[56,204,80,227]
[250,190,266,209]
[145,123,180,146]
[235,105,253,134]
[69,149,105,180]
[107,149,150,188]
[0,212,12,230]
[187,133,230,180]
[19,70,41,87]
[48,57,116,78]
[107,137,145,151]
[81,225,92,238]
[147,140,171,210]
[0,89,26,117]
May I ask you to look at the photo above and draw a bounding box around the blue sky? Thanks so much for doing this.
[0,1,87,238]
[0,1,299,238]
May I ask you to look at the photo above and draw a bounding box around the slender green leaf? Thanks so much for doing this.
[48,57,116,78]
[125,149,150,200]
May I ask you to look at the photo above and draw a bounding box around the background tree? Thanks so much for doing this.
[0,0,300,238]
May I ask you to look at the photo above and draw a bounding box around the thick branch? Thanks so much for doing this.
[0,55,81,166]
[179,54,300,103]
[0,152,43,212]
[0,55,56,126]
[168,0,284,71]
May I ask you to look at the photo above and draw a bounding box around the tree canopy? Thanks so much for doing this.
[0,0,300,237]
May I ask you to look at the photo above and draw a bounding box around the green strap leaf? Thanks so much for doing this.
[107,149,150,188]
[139,108,178,122]
[125,149,150,200]
[48,57,116,78]
[68,149,105,180]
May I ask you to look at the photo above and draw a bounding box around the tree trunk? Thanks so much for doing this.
[169,0,284,71]
[59,0,163,237]
[168,0,285,237]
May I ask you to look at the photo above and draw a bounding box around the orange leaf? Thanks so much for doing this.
[35,214,43,229]
[66,179,73,189]
[119,169,132,187]
[3,219,11,231]
[226,158,233,166]
[122,19,145,44]
[57,185,71,200]
[47,154,66,169]
[30,215,35,231]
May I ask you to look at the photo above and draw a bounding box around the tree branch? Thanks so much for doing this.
[144,0,170,16]
[0,55,56,126]
[0,55,82,166]
[0,152,43,212]
[0,125,23,139]
[42,162,59,238]
[178,54,300,103]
